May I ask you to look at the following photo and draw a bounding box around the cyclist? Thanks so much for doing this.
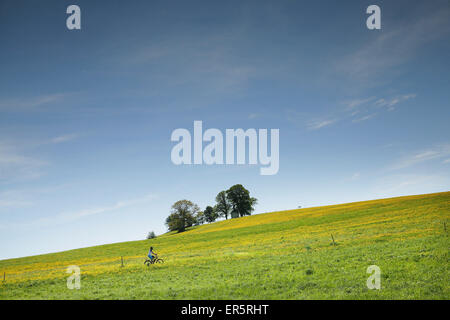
[148,246,158,262]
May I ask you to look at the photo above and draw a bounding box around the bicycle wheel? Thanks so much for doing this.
[155,258,164,264]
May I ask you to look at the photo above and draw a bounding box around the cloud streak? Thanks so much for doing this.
[0,193,158,230]
[60,193,158,220]
[0,133,81,183]
[50,134,79,144]
[0,142,47,182]
[305,92,416,130]
[373,173,449,198]
[0,93,67,112]
[373,94,416,111]
[307,119,337,130]
[389,144,450,170]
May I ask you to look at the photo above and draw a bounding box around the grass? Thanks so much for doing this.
[0,191,449,299]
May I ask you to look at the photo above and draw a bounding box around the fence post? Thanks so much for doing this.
[331,234,336,246]
[121,256,124,267]
[3,272,5,282]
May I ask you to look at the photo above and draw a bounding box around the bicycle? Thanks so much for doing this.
[144,256,164,266]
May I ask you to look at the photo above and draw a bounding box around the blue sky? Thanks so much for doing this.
[0,0,449,260]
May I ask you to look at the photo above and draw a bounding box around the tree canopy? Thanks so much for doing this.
[194,211,206,225]
[204,205,218,223]
[165,199,199,232]
[226,184,257,218]
[214,190,232,220]
[165,185,257,233]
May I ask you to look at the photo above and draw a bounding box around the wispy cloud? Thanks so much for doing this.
[0,142,47,182]
[50,133,79,144]
[0,93,67,112]
[373,94,416,111]
[305,92,416,130]
[344,97,376,111]
[352,113,377,123]
[347,93,416,114]
[0,193,158,230]
[389,144,450,170]
[373,173,449,198]
[60,193,157,220]
[0,133,81,183]
[351,172,360,181]
[307,119,337,130]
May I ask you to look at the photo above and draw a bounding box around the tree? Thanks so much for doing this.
[165,200,199,232]
[146,231,156,239]
[204,206,218,223]
[214,190,232,220]
[226,184,258,218]
[194,211,206,225]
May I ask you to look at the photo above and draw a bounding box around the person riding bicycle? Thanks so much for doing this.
[148,246,158,262]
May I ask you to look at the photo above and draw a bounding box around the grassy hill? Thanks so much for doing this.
[1,192,449,299]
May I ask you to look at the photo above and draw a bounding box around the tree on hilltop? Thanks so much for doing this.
[204,205,218,223]
[214,190,232,220]
[194,211,206,225]
[226,184,257,218]
[146,231,156,239]
[165,200,199,232]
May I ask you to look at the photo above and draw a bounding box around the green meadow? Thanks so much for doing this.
[1,192,449,299]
